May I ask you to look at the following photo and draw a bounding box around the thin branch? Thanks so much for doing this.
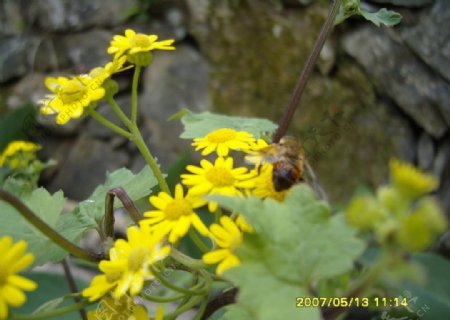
[201,288,238,320]
[61,259,87,320]
[274,0,342,142]
[0,189,102,262]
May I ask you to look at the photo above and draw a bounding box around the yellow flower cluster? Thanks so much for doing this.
[83,127,281,306]
[0,141,41,170]
[39,29,175,125]
[140,127,284,275]
[346,158,447,252]
[0,236,37,320]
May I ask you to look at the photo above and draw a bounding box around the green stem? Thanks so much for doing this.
[130,126,170,194]
[188,228,210,253]
[131,66,142,124]
[166,295,206,320]
[87,107,132,139]
[193,297,209,320]
[171,248,207,270]
[12,301,92,320]
[106,96,133,127]
[0,189,102,262]
[139,291,185,303]
[273,0,342,142]
[151,266,207,295]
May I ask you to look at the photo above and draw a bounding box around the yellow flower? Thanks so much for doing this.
[203,216,243,275]
[345,195,387,230]
[396,198,447,252]
[192,128,255,156]
[389,158,438,199]
[0,236,37,320]
[181,157,254,212]
[87,295,149,320]
[107,29,175,59]
[142,184,208,243]
[39,75,105,125]
[0,141,41,169]
[83,224,170,300]
[247,164,288,201]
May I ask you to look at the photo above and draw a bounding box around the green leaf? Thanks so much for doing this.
[0,104,36,151]
[16,272,93,320]
[389,253,450,320]
[180,111,277,139]
[77,166,158,226]
[0,188,69,266]
[210,185,365,320]
[360,8,402,27]
[225,263,321,320]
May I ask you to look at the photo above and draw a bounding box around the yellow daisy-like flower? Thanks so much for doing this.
[39,74,105,125]
[247,164,288,201]
[203,216,243,275]
[107,29,175,59]
[181,157,255,212]
[192,128,256,157]
[87,295,149,320]
[83,224,170,300]
[0,236,37,320]
[142,184,208,244]
[0,141,41,169]
[389,158,438,199]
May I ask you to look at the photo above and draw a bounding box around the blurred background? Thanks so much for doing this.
[0,0,449,217]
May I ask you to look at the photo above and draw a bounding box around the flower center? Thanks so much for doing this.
[206,128,237,143]
[128,248,148,272]
[205,167,235,187]
[164,199,193,220]
[131,34,151,48]
[60,79,86,104]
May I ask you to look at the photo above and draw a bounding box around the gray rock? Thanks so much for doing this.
[29,0,138,31]
[367,0,434,8]
[342,26,449,138]
[141,45,210,120]
[0,36,28,83]
[47,134,129,200]
[0,0,25,35]
[58,30,114,71]
[6,73,48,110]
[417,132,434,170]
[138,45,210,165]
[401,0,450,82]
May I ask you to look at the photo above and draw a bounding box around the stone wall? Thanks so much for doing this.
[0,0,448,214]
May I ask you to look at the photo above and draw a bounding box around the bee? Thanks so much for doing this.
[247,136,327,200]
[247,136,304,191]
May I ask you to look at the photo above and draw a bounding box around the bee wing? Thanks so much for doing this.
[303,160,328,202]
[245,145,278,165]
